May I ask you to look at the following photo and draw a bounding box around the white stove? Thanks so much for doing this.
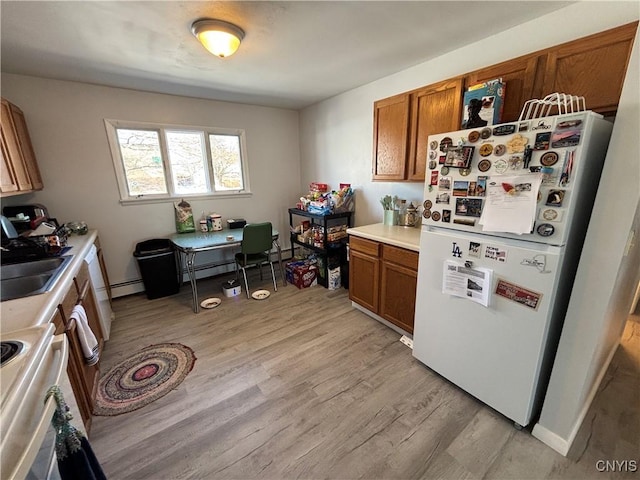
[0,323,68,479]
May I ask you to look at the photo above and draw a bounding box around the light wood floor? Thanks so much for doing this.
[90,272,639,479]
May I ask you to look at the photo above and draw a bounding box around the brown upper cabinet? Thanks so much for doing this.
[0,98,44,196]
[539,22,637,116]
[407,78,464,181]
[372,93,410,181]
[372,78,463,182]
[373,21,638,182]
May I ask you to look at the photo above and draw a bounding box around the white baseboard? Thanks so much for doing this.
[532,339,620,456]
[531,424,570,456]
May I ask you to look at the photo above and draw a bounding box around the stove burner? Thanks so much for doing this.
[1,341,24,367]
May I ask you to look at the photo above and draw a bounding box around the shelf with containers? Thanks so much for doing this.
[288,208,353,288]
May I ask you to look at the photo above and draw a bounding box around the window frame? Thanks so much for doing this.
[104,119,252,205]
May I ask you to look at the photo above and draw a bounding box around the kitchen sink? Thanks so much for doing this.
[0,255,73,301]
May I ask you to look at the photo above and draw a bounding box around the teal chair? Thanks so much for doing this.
[235,222,278,298]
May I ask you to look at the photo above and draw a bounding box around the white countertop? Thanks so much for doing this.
[1,231,97,333]
[347,224,421,252]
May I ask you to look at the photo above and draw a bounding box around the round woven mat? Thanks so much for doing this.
[93,343,196,416]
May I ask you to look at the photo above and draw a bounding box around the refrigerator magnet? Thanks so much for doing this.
[506,134,528,154]
[440,166,450,176]
[484,245,507,262]
[428,160,437,170]
[540,208,563,222]
[534,132,551,150]
[442,210,451,223]
[494,158,508,174]
[468,131,481,143]
[431,211,441,221]
[422,209,431,219]
[423,199,433,209]
[495,279,542,310]
[456,198,483,217]
[430,171,439,185]
[453,181,469,196]
[520,254,551,273]
[439,177,451,191]
[430,140,438,150]
[453,218,475,226]
[429,150,437,160]
[493,124,517,136]
[508,156,524,170]
[478,159,492,172]
[460,168,471,177]
[439,155,447,165]
[467,181,478,196]
[440,137,453,152]
[494,144,506,156]
[479,144,493,157]
[480,127,492,139]
[545,189,565,207]
[468,241,482,257]
[536,223,555,237]
[436,192,450,204]
[540,151,559,166]
[476,176,487,197]
[551,128,582,148]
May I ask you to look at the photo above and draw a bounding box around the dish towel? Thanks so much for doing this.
[70,304,99,366]
[46,385,107,480]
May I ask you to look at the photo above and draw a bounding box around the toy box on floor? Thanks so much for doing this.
[286,260,318,289]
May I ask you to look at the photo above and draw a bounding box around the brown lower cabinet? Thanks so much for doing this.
[349,235,418,334]
[52,262,104,433]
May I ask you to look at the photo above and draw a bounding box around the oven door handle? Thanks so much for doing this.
[11,334,68,480]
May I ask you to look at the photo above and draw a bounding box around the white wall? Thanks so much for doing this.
[299,2,639,227]
[0,76,300,296]
[298,0,639,456]
[533,28,640,455]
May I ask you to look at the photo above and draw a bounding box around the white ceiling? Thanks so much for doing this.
[1,1,572,110]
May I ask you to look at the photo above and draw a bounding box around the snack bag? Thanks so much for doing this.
[174,199,195,233]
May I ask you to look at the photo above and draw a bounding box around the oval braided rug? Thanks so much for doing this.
[93,343,196,416]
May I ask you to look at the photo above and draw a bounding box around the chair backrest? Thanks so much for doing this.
[241,222,273,255]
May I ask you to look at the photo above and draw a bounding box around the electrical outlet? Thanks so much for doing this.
[399,335,413,349]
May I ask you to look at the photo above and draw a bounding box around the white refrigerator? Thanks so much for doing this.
[412,111,613,427]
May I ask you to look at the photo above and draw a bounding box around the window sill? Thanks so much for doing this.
[119,191,253,206]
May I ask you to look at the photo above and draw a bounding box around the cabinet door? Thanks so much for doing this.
[96,239,113,303]
[9,103,43,190]
[465,55,541,123]
[541,22,637,116]
[380,246,418,334]
[0,99,31,190]
[372,93,410,181]
[407,78,464,181]
[0,136,18,193]
[349,250,380,313]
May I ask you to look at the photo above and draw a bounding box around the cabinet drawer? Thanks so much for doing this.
[382,244,419,270]
[349,236,380,257]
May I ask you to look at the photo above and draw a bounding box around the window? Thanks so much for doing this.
[105,119,250,203]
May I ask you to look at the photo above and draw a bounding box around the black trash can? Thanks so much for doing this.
[133,239,179,300]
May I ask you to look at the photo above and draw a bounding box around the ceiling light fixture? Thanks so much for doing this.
[191,18,245,58]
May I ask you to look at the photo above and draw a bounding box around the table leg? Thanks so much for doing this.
[273,239,286,286]
[185,250,199,313]
[175,250,184,287]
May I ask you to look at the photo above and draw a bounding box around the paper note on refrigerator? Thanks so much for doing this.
[479,173,543,234]
[442,260,493,307]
